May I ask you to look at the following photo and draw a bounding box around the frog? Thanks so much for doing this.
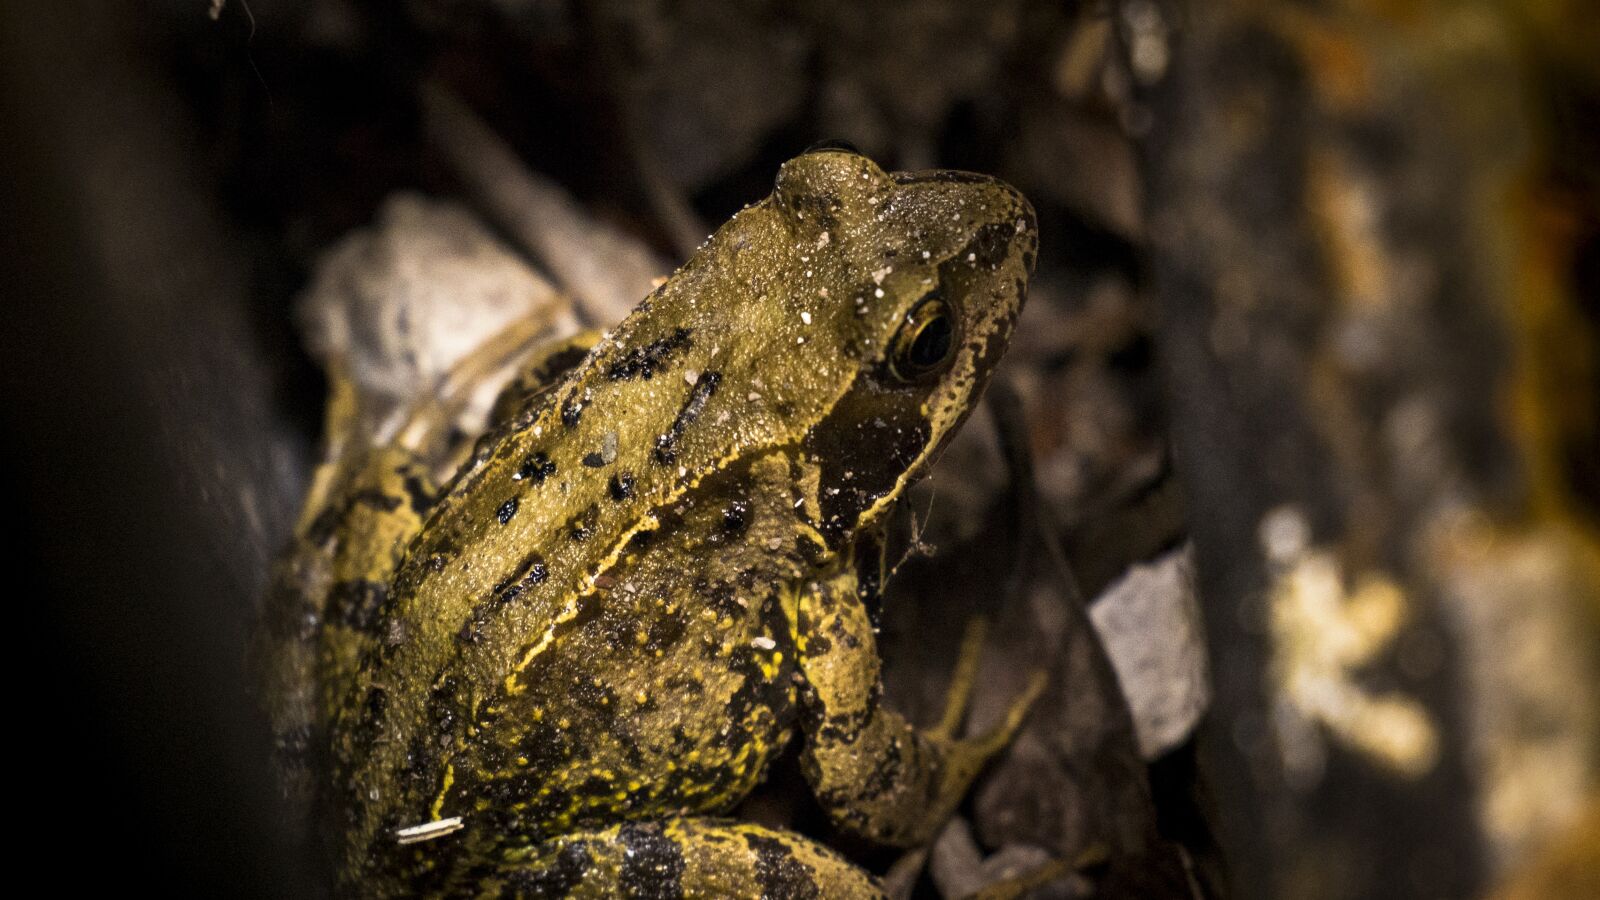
[256,146,1040,897]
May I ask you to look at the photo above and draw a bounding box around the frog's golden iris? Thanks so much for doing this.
[256,148,1038,897]
[888,295,956,383]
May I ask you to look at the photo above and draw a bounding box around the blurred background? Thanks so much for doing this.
[1,0,1596,896]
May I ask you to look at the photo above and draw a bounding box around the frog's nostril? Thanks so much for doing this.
[803,139,862,156]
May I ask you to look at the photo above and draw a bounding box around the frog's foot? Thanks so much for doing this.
[477,818,885,899]
[963,843,1110,900]
[932,616,991,741]
[925,667,1049,830]
[924,619,1051,847]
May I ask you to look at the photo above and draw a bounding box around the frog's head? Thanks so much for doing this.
[775,149,1038,545]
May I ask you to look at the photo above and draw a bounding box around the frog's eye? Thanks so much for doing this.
[888,297,957,383]
[803,138,861,155]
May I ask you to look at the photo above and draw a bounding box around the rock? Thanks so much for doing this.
[1088,544,1210,759]
[297,192,577,440]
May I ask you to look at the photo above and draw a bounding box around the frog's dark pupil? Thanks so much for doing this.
[909,315,953,369]
[886,298,957,383]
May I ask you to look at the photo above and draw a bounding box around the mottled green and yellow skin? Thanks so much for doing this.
[258,149,1038,896]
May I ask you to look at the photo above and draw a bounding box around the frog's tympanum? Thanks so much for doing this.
[256,149,1039,897]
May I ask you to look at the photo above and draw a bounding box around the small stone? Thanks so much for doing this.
[1089,544,1210,759]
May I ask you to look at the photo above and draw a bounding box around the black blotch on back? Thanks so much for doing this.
[653,371,722,464]
[348,488,403,513]
[606,328,693,381]
[515,452,557,483]
[304,505,342,546]
[456,551,549,644]
[644,606,689,653]
[719,499,750,538]
[501,840,592,899]
[496,496,519,525]
[700,579,742,619]
[401,474,434,515]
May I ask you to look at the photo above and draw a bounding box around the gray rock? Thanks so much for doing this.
[1088,544,1210,760]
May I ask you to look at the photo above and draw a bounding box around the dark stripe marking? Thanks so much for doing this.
[653,371,722,464]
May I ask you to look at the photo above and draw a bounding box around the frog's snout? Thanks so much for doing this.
[1017,194,1040,274]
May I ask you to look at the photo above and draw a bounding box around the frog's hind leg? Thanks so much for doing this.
[483,328,603,430]
[931,616,1046,763]
[409,327,605,482]
[251,440,437,812]
[481,818,884,899]
[251,359,397,807]
[389,315,583,474]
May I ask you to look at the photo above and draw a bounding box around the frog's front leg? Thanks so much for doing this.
[478,818,884,899]
[790,570,1045,848]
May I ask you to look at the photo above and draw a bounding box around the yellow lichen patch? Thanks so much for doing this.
[1427,512,1600,868]
[1491,794,1600,900]
[1442,111,1600,870]
[1263,510,1439,779]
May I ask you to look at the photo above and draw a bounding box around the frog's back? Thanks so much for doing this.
[422,454,819,877]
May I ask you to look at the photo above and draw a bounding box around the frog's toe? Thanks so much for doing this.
[966,668,1049,758]
[927,670,1048,831]
[931,622,1047,750]
[931,616,991,741]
